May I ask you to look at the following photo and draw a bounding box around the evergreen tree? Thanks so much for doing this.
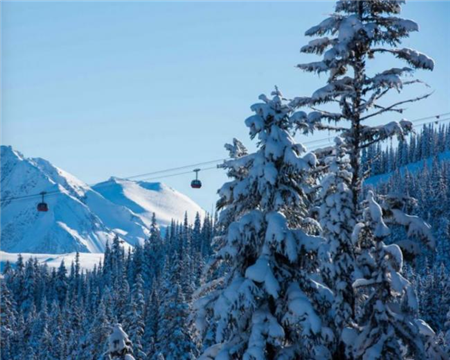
[0,281,17,358]
[296,0,440,357]
[318,136,358,357]
[126,274,146,359]
[105,323,136,360]
[157,257,196,360]
[83,299,111,359]
[197,89,333,359]
[352,191,429,358]
[56,260,68,307]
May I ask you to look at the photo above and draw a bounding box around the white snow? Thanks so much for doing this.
[107,324,135,359]
[382,244,403,270]
[0,250,104,271]
[93,178,205,228]
[245,257,280,298]
[1,146,204,253]
[366,190,391,238]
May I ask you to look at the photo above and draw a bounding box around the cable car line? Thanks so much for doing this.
[123,158,229,180]
[1,112,449,207]
[299,111,450,148]
[0,166,220,205]
[306,116,450,152]
[139,166,218,182]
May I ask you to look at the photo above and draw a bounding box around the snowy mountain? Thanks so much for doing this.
[0,146,204,254]
[93,178,204,228]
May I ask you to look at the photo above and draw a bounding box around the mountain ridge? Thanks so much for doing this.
[0,146,204,254]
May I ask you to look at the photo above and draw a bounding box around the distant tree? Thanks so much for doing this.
[125,274,146,359]
[104,323,135,360]
[156,257,196,360]
[0,282,17,358]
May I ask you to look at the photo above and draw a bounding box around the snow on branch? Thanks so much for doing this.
[301,37,333,55]
[371,48,434,70]
[357,120,413,149]
[245,256,281,298]
[305,16,342,37]
[365,190,391,238]
[389,210,435,249]
[311,77,354,103]
[367,67,413,92]
[379,194,435,250]
[297,61,330,74]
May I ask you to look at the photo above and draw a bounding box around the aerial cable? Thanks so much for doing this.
[124,158,229,180]
[1,112,449,205]
[307,116,450,151]
[301,111,450,147]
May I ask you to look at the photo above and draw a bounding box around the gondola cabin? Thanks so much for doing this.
[37,192,48,212]
[191,179,202,189]
[191,169,202,189]
[37,202,48,212]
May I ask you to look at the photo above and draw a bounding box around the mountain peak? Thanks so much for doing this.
[1,145,25,163]
[1,147,203,254]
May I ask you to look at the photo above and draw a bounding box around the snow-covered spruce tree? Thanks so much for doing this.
[296,1,438,357]
[144,212,164,285]
[317,136,358,357]
[156,256,197,360]
[125,273,146,359]
[0,281,17,358]
[105,323,136,360]
[83,299,111,359]
[297,0,434,202]
[193,138,249,353]
[351,191,445,359]
[196,89,334,359]
[144,281,161,357]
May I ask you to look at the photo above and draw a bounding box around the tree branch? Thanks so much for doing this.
[360,92,433,121]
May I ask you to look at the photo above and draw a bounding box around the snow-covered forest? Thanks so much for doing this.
[1,213,215,359]
[2,124,450,359]
[2,0,450,359]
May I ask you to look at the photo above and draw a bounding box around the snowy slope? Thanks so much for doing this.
[365,150,450,186]
[1,146,204,254]
[1,146,149,253]
[0,251,103,271]
[93,178,205,227]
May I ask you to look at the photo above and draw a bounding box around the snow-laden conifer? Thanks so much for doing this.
[0,282,17,358]
[197,89,333,359]
[351,191,441,359]
[296,1,440,357]
[156,257,197,360]
[318,136,358,357]
[105,323,136,360]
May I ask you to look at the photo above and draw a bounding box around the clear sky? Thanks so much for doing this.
[2,1,449,211]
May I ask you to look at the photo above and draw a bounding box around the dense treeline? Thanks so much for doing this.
[371,128,450,336]
[365,124,450,275]
[363,123,450,176]
[1,213,215,359]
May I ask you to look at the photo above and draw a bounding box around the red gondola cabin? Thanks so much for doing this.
[37,202,48,212]
[37,192,48,212]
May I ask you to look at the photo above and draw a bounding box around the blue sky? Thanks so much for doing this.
[2,1,449,211]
